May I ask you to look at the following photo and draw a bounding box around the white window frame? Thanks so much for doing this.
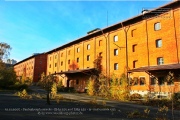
[87,44,90,50]
[154,22,161,31]
[157,57,164,65]
[87,55,90,61]
[114,49,118,56]
[114,63,118,70]
[114,35,118,42]
[156,39,162,48]
[77,47,80,53]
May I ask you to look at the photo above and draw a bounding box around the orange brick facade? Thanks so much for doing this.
[46,1,180,95]
[14,53,47,82]
[13,1,180,96]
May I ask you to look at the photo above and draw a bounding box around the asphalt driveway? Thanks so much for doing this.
[0,86,179,120]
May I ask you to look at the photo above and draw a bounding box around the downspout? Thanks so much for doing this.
[94,37,96,66]
[65,48,67,71]
[74,45,75,64]
[172,9,179,64]
[145,19,151,93]
[121,23,130,83]
[83,41,84,69]
[108,33,110,81]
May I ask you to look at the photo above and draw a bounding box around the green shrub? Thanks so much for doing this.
[8,84,28,90]
[58,87,75,93]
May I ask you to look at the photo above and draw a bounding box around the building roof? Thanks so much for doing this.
[54,68,96,75]
[46,0,179,54]
[128,64,180,73]
[13,53,46,66]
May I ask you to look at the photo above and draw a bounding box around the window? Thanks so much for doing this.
[87,44,90,50]
[61,61,63,66]
[77,47,80,53]
[140,77,145,85]
[158,77,165,85]
[87,55,90,61]
[150,77,156,85]
[114,35,118,42]
[68,50,71,55]
[99,52,102,56]
[99,40,102,46]
[156,39,162,48]
[114,63,118,70]
[61,53,63,57]
[133,77,138,85]
[133,60,138,68]
[114,49,118,56]
[167,79,174,85]
[76,79,79,85]
[77,58,79,63]
[157,57,164,65]
[68,60,70,64]
[131,29,136,37]
[55,63,57,67]
[49,64,51,68]
[132,44,137,52]
[154,22,161,31]
[129,77,133,86]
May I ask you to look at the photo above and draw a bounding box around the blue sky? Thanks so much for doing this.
[0,0,171,62]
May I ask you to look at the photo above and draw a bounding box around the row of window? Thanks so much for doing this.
[128,76,173,86]
[151,76,173,85]
[49,41,103,60]
[113,22,161,42]
[50,56,164,69]
[132,57,164,68]
[113,57,164,70]
[51,38,162,62]
[129,77,146,86]
[49,55,91,68]
[49,22,161,60]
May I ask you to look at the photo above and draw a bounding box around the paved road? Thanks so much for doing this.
[0,85,179,120]
[60,92,180,119]
[30,85,180,120]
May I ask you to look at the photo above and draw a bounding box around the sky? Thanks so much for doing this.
[0,0,172,62]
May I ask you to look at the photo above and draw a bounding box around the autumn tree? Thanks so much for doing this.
[43,74,56,105]
[0,42,16,89]
[0,42,11,62]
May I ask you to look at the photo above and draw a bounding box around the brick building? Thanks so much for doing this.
[46,1,180,96]
[14,53,47,82]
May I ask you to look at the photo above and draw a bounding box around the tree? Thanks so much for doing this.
[0,42,11,61]
[93,55,102,77]
[43,75,56,105]
[0,42,16,89]
[0,63,16,89]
